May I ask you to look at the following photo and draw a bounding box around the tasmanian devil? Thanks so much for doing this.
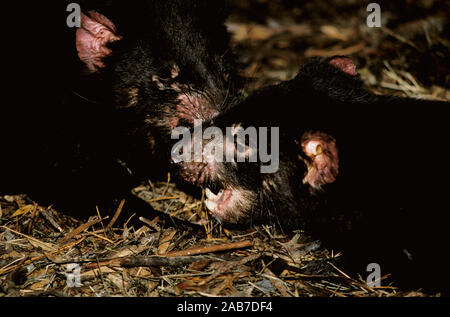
[1,0,240,217]
[173,56,450,293]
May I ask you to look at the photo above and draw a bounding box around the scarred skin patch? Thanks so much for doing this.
[167,93,220,129]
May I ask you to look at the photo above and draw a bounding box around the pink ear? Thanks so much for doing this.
[329,57,357,76]
[76,11,122,71]
[301,131,339,189]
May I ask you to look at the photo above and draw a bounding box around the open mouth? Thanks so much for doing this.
[176,160,237,222]
[204,187,233,222]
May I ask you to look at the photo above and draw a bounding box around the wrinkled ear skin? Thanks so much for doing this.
[300,131,339,190]
[76,11,122,71]
[327,56,358,76]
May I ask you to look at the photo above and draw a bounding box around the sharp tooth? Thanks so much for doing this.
[205,199,218,211]
[205,188,217,200]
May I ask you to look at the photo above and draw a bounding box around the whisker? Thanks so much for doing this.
[218,77,232,111]
[180,90,199,119]
[71,90,100,104]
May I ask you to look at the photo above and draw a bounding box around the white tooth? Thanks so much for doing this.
[205,199,218,211]
[205,188,217,200]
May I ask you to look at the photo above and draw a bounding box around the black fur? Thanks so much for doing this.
[175,57,450,293]
[1,0,240,218]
